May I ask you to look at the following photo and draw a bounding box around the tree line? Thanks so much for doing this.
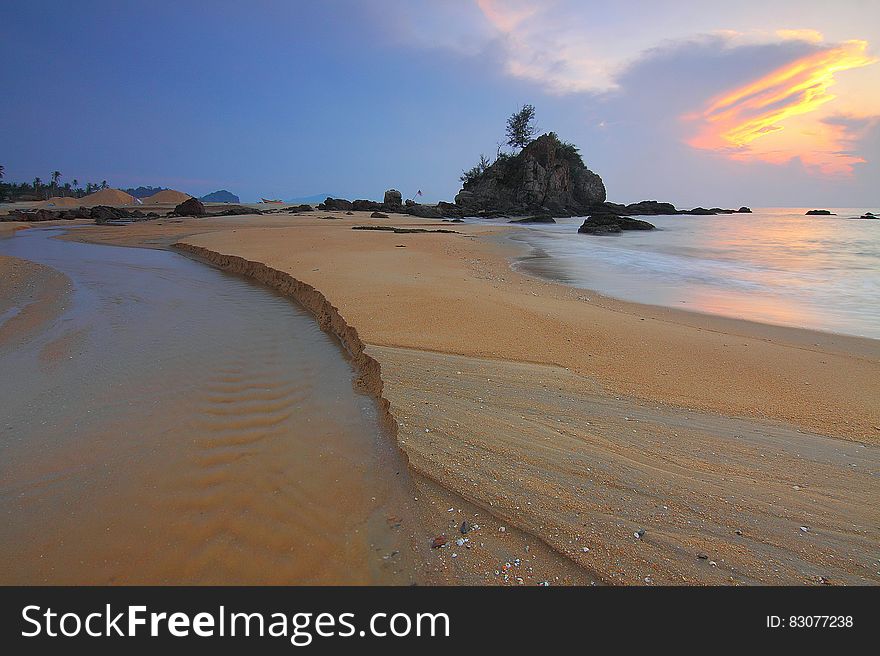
[0,166,110,202]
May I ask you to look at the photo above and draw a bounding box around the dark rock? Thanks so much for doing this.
[281,204,311,213]
[509,215,556,223]
[578,212,656,235]
[858,212,877,219]
[437,201,464,218]
[460,521,473,535]
[173,198,207,216]
[683,206,716,215]
[738,206,752,213]
[806,209,835,215]
[405,203,443,219]
[453,190,475,206]
[318,197,353,211]
[430,535,447,549]
[454,133,605,217]
[91,205,129,224]
[213,205,263,216]
[370,211,389,218]
[352,226,459,234]
[614,200,678,215]
[352,199,382,212]
[383,189,402,206]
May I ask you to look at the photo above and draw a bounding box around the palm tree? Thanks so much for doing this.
[34,177,42,191]
[72,178,79,197]
[0,165,5,180]
[101,180,108,189]
[51,171,61,196]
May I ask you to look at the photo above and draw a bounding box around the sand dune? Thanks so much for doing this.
[41,196,81,208]
[142,189,191,205]
[77,188,136,206]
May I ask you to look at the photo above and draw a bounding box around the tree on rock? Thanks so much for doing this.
[506,104,537,150]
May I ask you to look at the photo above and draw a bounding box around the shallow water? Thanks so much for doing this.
[0,228,423,584]
[510,208,880,339]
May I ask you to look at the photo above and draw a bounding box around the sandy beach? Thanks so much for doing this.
[13,207,868,585]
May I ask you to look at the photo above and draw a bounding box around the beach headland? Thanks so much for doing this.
[52,208,879,585]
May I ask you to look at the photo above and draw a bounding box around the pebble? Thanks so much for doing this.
[460,521,473,535]
[634,529,645,539]
[431,535,447,549]
[799,526,810,533]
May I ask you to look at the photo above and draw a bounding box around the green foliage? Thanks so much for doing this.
[460,153,492,184]
[506,104,537,150]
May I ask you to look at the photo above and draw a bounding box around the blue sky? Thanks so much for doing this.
[2,1,878,206]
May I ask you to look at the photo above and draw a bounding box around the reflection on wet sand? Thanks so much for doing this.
[0,229,425,584]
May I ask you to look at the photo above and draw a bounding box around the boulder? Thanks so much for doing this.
[806,209,835,215]
[578,213,656,235]
[405,203,443,219]
[383,189,403,206]
[213,205,263,216]
[319,197,353,211]
[370,211,389,218]
[738,206,752,213]
[91,205,128,224]
[173,198,207,216]
[454,133,605,216]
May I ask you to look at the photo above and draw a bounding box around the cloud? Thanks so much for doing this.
[684,40,878,174]
[474,0,622,93]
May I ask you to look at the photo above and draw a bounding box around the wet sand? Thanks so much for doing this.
[0,253,71,349]
[12,211,880,584]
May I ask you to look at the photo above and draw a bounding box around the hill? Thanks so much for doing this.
[200,190,240,203]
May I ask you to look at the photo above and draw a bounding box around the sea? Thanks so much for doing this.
[507,208,880,340]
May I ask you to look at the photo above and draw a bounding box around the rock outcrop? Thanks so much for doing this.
[578,213,656,235]
[806,209,835,215]
[454,133,606,216]
[383,189,402,207]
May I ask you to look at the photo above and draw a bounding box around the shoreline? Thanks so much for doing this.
[506,230,880,345]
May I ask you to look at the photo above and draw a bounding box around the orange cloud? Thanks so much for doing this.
[687,40,877,174]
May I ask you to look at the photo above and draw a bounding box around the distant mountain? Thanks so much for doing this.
[124,186,171,199]
[286,193,338,205]
[200,189,240,203]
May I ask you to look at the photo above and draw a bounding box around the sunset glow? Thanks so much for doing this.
[687,40,877,174]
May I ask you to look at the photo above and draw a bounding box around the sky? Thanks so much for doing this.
[1,0,878,207]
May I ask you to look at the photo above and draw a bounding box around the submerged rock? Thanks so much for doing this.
[509,215,556,223]
[806,209,835,215]
[578,212,656,235]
